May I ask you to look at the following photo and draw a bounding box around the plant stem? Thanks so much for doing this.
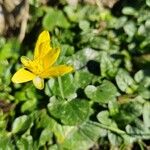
[58,76,64,99]
[89,121,126,135]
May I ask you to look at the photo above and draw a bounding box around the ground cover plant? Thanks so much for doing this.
[0,0,150,149]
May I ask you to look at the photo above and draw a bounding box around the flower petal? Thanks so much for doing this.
[40,65,74,78]
[12,68,35,83]
[21,56,40,73]
[43,48,60,69]
[38,41,52,59]
[21,56,33,69]
[34,30,51,59]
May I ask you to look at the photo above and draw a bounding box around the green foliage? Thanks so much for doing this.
[43,7,70,31]
[0,0,150,149]
[85,80,118,103]
[12,115,32,134]
[48,97,90,125]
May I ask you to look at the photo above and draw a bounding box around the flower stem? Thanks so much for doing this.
[58,76,64,99]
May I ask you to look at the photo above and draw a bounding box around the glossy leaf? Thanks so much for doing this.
[39,128,53,146]
[143,102,150,128]
[47,74,77,100]
[48,97,90,125]
[43,8,70,31]
[12,115,32,134]
[116,69,138,94]
[74,69,94,88]
[85,80,118,103]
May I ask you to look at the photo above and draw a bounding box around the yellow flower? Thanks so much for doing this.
[12,31,73,90]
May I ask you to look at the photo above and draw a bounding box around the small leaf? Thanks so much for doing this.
[108,132,122,146]
[85,80,118,103]
[108,100,119,116]
[21,99,37,113]
[116,69,137,94]
[90,37,110,50]
[138,85,150,99]
[48,97,90,125]
[16,138,32,150]
[97,111,117,128]
[0,136,14,149]
[0,39,20,60]
[114,101,143,127]
[74,69,94,88]
[146,0,150,6]
[134,70,144,83]
[122,7,138,16]
[12,115,32,134]
[62,121,107,150]
[47,74,77,100]
[43,8,70,31]
[143,102,150,128]
[100,52,119,78]
[65,48,100,70]
[79,20,90,31]
[126,119,150,139]
[124,21,136,37]
[39,128,53,146]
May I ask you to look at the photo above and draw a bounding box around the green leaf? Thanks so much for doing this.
[33,109,56,129]
[90,37,110,50]
[0,135,15,150]
[97,111,117,128]
[48,144,59,150]
[126,119,150,139]
[39,128,53,146]
[15,86,38,102]
[74,69,94,88]
[0,61,12,87]
[62,121,107,150]
[48,97,90,125]
[79,20,90,31]
[50,122,76,144]
[134,70,145,83]
[42,11,56,31]
[85,80,118,103]
[135,70,150,99]
[43,8,70,31]
[64,5,101,23]
[16,137,32,150]
[29,0,40,6]
[64,6,78,22]
[122,7,138,16]
[146,0,150,6]
[0,39,20,60]
[116,69,137,94]
[122,50,132,72]
[108,100,119,116]
[143,102,150,128]
[138,85,150,99]
[124,21,136,37]
[108,132,122,146]
[100,52,119,78]
[47,74,77,100]
[65,48,100,70]
[21,99,37,113]
[61,44,75,56]
[12,115,32,134]
[46,119,106,150]
[114,101,143,127]
[115,16,127,29]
